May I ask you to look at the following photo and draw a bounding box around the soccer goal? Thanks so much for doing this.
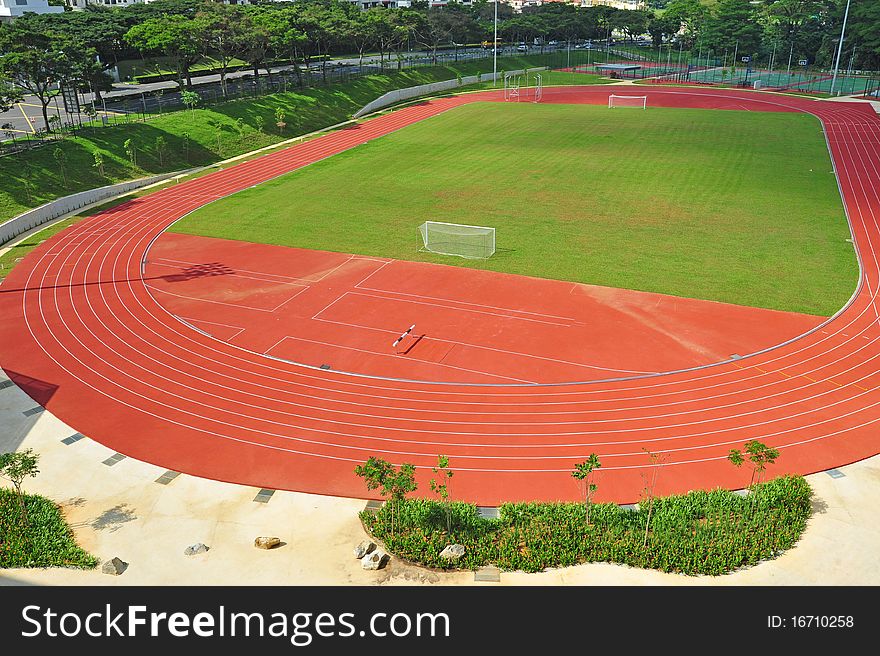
[533,73,543,103]
[608,94,647,109]
[418,221,496,259]
[504,73,522,102]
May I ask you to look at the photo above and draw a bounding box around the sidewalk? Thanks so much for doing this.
[0,365,878,586]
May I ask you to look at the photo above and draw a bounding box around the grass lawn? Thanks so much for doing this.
[174,102,855,316]
[1,53,605,227]
[0,489,98,569]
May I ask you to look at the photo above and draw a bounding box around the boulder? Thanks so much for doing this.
[439,544,466,561]
[101,557,128,576]
[184,543,209,556]
[254,536,282,550]
[354,540,376,559]
[361,550,387,570]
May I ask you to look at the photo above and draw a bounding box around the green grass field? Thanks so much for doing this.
[173,102,856,316]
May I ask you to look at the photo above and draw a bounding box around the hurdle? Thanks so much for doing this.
[392,324,416,349]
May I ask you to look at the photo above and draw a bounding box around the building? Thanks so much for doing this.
[504,0,646,11]
[0,0,64,22]
[575,0,646,9]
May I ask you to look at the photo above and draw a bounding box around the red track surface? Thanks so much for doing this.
[146,233,824,384]
[1,86,879,504]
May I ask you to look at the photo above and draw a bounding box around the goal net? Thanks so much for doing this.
[418,221,496,259]
[608,94,647,109]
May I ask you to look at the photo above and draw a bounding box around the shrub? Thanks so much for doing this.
[360,476,813,576]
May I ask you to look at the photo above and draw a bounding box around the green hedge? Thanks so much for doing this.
[0,489,98,569]
[361,476,813,576]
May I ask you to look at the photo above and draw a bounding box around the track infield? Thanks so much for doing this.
[173,101,856,317]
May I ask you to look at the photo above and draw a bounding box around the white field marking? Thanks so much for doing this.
[265,335,535,385]
[349,258,394,290]
[309,315,657,376]
[150,257,318,286]
[144,282,309,313]
[319,290,575,328]
[355,281,585,324]
[179,316,246,341]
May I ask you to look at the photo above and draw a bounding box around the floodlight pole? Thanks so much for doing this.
[493,0,498,87]
[830,0,851,97]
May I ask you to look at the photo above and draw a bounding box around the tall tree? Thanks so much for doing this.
[125,14,202,90]
[849,0,880,69]
[196,1,249,99]
[0,74,22,114]
[664,0,710,49]
[703,0,764,57]
[0,26,75,132]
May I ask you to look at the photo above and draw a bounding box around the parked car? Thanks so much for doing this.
[516,44,528,52]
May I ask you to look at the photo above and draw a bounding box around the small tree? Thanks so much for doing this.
[254,115,265,133]
[274,107,286,133]
[181,132,191,164]
[640,449,665,547]
[235,117,245,136]
[355,457,417,537]
[53,147,67,186]
[728,440,780,487]
[22,167,35,203]
[155,136,168,167]
[181,89,200,118]
[123,138,137,167]
[215,124,223,156]
[0,449,40,526]
[572,454,601,525]
[92,150,105,177]
[429,455,454,534]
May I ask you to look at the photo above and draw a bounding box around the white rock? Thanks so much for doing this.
[354,540,376,559]
[361,550,387,570]
[439,544,466,560]
[254,536,281,550]
[184,543,209,556]
[101,557,127,576]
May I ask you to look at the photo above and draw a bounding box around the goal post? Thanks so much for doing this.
[608,94,647,109]
[418,221,496,259]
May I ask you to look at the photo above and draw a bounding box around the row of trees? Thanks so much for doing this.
[1,0,879,132]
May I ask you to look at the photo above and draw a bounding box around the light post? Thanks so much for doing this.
[493,0,498,87]
[830,0,851,97]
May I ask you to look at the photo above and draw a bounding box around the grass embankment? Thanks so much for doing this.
[0,53,606,227]
[0,488,98,569]
[361,476,813,576]
[175,102,855,316]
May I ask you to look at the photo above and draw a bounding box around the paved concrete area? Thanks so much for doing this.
[1,365,878,586]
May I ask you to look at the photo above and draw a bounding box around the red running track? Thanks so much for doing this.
[1,86,879,504]
[144,233,824,384]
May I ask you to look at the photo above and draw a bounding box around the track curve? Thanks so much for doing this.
[1,86,879,504]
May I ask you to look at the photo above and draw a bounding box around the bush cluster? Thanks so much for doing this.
[361,476,813,576]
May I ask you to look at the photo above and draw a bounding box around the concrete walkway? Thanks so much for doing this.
[1,364,877,586]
